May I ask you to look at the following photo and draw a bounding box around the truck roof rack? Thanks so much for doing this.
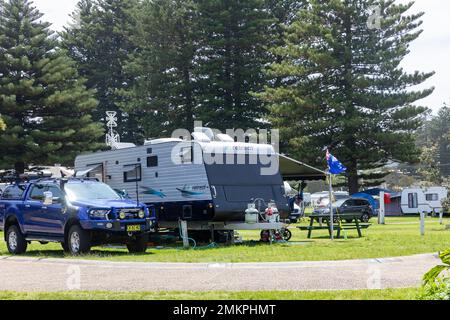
[31,177,100,189]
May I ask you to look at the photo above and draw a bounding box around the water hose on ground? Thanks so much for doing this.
[176,220,220,250]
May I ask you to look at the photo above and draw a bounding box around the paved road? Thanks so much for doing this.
[0,253,439,292]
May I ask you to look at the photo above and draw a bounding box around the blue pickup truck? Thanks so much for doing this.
[0,178,156,255]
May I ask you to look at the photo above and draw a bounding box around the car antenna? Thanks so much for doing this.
[134,164,140,204]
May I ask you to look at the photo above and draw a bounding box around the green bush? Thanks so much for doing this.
[419,278,450,300]
[419,249,450,300]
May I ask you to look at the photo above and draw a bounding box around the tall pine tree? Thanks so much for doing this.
[120,0,200,140]
[257,0,434,193]
[0,0,103,172]
[62,0,139,141]
[195,0,273,131]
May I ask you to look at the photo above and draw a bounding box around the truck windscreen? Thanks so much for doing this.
[64,182,121,201]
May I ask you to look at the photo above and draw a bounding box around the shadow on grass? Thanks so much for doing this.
[1,239,323,259]
[3,248,155,259]
[0,236,369,261]
[430,228,450,232]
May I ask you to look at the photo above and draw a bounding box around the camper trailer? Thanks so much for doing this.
[398,186,447,215]
[74,129,290,234]
[385,186,447,215]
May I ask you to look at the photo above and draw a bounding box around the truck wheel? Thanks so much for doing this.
[127,235,148,253]
[6,225,27,254]
[68,225,91,255]
[61,242,70,253]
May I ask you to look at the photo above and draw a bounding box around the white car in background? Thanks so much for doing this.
[313,191,349,208]
[284,181,306,223]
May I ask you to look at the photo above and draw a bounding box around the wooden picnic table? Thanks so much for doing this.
[298,213,371,239]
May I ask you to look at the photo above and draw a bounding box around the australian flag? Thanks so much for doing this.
[326,149,347,175]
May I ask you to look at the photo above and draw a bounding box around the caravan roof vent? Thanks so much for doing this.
[192,131,211,142]
[215,134,234,142]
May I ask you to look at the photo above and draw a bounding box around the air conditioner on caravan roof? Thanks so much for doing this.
[215,133,234,142]
[192,132,211,142]
[194,127,214,140]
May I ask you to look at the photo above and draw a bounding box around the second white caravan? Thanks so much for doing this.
[399,186,447,215]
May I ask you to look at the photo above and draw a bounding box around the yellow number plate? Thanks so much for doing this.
[126,225,141,232]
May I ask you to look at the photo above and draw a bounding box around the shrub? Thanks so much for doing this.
[419,278,450,300]
[419,249,450,300]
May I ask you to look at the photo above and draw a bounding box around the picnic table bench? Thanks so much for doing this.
[298,213,371,239]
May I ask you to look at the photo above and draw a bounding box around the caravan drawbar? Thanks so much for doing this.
[74,130,290,233]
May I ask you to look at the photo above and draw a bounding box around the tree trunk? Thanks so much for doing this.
[223,25,233,129]
[14,161,25,175]
[182,65,194,133]
[347,160,359,195]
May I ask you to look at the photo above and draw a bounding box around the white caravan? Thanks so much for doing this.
[399,186,447,215]
[74,129,291,230]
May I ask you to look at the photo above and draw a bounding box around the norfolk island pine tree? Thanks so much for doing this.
[0,0,104,172]
[256,0,434,193]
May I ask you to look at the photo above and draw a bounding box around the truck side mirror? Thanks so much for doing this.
[52,197,63,204]
[43,191,53,205]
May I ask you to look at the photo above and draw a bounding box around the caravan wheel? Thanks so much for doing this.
[281,228,292,241]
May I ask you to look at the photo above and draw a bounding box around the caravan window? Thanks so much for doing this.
[147,156,158,167]
[426,193,438,201]
[180,147,193,164]
[86,163,104,182]
[408,193,418,208]
[123,164,142,183]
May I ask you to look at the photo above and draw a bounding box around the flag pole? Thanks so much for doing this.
[325,149,346,241]
[328,173,334,240]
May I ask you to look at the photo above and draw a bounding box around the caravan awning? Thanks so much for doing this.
[278,154,326,181]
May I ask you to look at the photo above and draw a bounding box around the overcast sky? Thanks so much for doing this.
[31,0,450,113]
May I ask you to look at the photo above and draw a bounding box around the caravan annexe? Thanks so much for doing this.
[74,137,290,227]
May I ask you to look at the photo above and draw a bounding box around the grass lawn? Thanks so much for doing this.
[0,216,448,263]
[0,288,420,300]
